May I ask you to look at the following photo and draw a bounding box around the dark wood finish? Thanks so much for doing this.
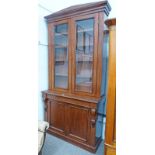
[48,23,53,90]
[45,1,111,22]
[71,13,98,97]
[104,18,116,155]
[50,101,66,134]
[67,105,89,142]
[42,1,111,153]
[42,91,102,152]
[105,18,116,27]
[96,12,104,97]
[50,19,71,93]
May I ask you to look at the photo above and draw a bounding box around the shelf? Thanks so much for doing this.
[55,45,68,49]
[76,82,92,92]
[76,45,93,48]
[76,49,93,54]
[76,75,92,78]
[55,32,68,36]
[76,53,93,56]
[76,60,93,62]
[55,73,68,77]
[77,28,93,33]
[55,60,68,62]
[77,81,92,86]
[76,50,93,54]
[76,60,93,63]
[76,54,93,62]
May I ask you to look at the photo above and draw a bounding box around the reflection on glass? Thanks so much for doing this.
[75,18,94,93]
[54,23,68,89]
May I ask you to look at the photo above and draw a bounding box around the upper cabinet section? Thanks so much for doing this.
[46,1,111,98]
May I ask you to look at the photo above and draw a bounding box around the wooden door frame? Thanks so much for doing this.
[48,19,71,93]
[71,13,99,97]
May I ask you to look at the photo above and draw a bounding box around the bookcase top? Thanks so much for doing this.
[45,1,111,22]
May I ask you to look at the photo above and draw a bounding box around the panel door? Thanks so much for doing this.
[50,101,66,134]
[66,104,89,142]
[48,19,71,92]
[71,14,98,96]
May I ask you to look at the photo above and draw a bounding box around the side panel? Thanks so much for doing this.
[104,19,116,155]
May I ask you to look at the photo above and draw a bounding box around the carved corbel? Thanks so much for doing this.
[42,93,48,112]
[42,93,47,102]
[90,108,96,128]
[44,102,48,112]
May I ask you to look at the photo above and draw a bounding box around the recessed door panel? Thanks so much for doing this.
[50,101,65,133]
[67,105,89,142]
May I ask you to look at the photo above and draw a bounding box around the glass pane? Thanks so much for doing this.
[75,18,94,93]
[54,23,68,89]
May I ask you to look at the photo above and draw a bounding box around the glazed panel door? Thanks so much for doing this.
[71,14,98,96]
[48,20,71,92]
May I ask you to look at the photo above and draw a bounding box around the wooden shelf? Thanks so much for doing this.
[55,60,68,62]
[76,45,93,48]
[76,75,92,78]
[76,54,93,62]
[76,60,93,62]
[55,73,92,79]
[77,81,92,86]
[76,82,92,92]
[77,28,93,33]
[55,73,68,77]
[55,32,68,36]
[55,45,68,49]
[75,53,93,56]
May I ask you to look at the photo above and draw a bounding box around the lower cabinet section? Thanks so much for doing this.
[42,92,103,152]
